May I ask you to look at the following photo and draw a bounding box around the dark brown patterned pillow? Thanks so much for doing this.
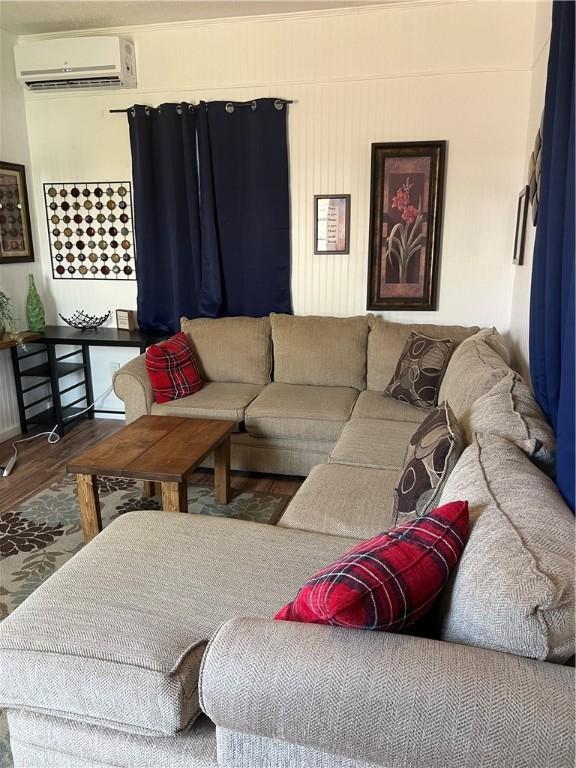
[393,402,464,524]
[385,332,453,409]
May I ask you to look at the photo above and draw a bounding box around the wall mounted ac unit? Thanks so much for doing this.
[14,36,136,91]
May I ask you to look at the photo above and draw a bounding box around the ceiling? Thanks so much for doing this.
[0,0,389,36]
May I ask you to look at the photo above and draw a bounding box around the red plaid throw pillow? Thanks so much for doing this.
[275,501,468,631]
[145,332,204,404]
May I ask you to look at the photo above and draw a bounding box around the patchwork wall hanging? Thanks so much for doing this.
[43,181,135,280]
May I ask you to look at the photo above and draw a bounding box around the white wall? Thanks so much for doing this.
[0,27,44,440]
[1,1,540,434]
[508,0,552,380]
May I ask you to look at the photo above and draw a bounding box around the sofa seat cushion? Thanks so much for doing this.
[180,316,271,385]
[245,383,358,441]
[329,418,416,470]
[0,513,358,737]
[437,433,575,663]
[279,463,398,538]
[351,390,427,424]
[270,313,369,390]
[150,382,263,426]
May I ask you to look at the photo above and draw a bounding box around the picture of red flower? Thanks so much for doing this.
[367,141,446,311]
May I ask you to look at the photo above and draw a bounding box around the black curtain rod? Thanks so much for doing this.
[110,98,293,114]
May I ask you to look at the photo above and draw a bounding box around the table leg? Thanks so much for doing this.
[143,481,158,498]
[214,435,231,504]
[162,481,187,513]
[76,473,102,543]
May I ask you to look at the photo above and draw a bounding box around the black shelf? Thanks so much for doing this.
[9,324,169,437]
[21,361,86,379]
[27,406,86,426]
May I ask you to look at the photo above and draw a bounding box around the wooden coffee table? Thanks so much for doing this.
[67,415,235,543]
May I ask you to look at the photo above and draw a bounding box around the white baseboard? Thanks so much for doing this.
[0,424,22,443]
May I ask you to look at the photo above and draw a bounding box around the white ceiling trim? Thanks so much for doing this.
[22,63,530,105]
[15,0,472,41]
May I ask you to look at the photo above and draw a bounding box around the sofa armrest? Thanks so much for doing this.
[112,354,154,422]
[200,617,575,768]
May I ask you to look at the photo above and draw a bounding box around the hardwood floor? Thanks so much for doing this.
[0,419,302,514]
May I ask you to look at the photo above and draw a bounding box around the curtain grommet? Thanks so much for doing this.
[225,103,234,114]
[274,99,284,111]
[176,105,183,115]
[144,106,151,116]
[250,100,257,111]
[130,107,136,118]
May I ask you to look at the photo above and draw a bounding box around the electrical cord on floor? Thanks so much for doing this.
[1,385,114,477]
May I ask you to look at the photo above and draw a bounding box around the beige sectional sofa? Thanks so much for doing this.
[114,313,479,475]
[0,314,574,768]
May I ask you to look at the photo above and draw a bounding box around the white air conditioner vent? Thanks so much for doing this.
[15,37,136,91]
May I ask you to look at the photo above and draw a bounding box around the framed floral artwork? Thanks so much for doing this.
[0,161,35,264]
[367,141,446,311]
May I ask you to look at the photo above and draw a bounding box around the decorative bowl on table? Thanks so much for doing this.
[59,310,111,331]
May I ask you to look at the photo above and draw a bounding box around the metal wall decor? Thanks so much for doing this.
[527,112,543,226]
[44,181,135,280]
[0,161,35,264]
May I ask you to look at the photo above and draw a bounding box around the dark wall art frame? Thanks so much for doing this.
[513,185,529,266]
[367,141,446,311]
[0,161,35,264]
[314,194,351,255]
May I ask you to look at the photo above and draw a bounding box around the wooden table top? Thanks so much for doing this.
[66,415,236,483]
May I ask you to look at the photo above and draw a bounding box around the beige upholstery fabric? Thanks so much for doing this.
[438,434,575,662]
[200,617,575,768]
[466,372,555,472]
[0,513,357,736]
[329,418,415,470]
[7,710,217,768]
[180,316,271,385]
[150,382,263,426]
[366,317,479,392]
[438,328,512,425]
[270,313,369,390]
[217,729,380,768]
[112,353,153,423]
[351,390,427,424]
[279,463,397,538]
[245,382,358,440]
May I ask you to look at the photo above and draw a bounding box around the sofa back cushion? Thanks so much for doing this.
[270,314,369,390]
[466,372,555,474]
[438,328,511,427]
[366,318,479,392]
[180,316,271,385]
[437,433,574,663]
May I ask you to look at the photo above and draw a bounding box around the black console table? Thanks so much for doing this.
[9,326,167,436]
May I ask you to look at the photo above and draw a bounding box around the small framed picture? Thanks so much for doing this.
[116,309,137,331]
[0,161,35,264]
[513,186,529,266]
[314,194,350,254]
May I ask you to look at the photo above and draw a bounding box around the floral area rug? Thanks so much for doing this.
[0,474,291,768]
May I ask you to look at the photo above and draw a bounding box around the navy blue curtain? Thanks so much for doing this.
[128,98,291,331]
[128,104,207,331]
[529,1,575,511]
[200,99,292,316]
